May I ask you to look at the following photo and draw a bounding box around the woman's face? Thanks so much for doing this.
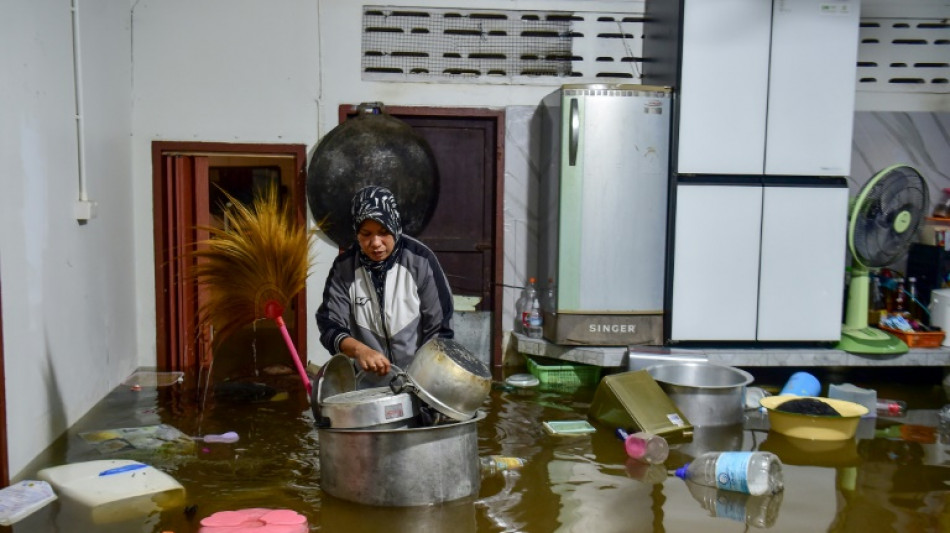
[357,219,396,262]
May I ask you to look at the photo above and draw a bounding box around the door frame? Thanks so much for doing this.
[151,141,309,374]
[337,106,506,368]
[0,274,8,486]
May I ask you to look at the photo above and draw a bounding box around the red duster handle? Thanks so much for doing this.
[266,300,311,397]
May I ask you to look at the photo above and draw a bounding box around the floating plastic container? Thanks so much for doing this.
[37,460,185,523]
[199,508,308,532]
[588,370,694,443]
[759,396,868,441]
[525,356,601,388]
[828,383,877,418]
[779,371,821,397]
[121,371,184,387]
[0,480,57,526]
[543,420,596,436]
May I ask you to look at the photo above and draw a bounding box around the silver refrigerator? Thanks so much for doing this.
[538,84,671,346]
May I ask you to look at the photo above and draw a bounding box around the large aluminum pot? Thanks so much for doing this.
[319,411,484,506]
[646,363,754,427]
[394,338,491,422]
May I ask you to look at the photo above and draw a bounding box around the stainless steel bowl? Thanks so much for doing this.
[646,362,754,427]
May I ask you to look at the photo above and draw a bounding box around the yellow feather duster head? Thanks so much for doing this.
[191,184,314,342]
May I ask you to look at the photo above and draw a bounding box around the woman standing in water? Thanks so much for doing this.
[316,185,454,384]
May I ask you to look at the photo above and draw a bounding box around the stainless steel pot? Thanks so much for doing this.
[320,387,420,430]
[645,362,754,427]
[393,338,491,422]
[319,411,484,506]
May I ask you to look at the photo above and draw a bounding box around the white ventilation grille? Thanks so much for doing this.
[856,18,949,94]
[361,6,645,84]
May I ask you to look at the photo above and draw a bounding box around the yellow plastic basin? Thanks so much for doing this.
[759,396,869,441]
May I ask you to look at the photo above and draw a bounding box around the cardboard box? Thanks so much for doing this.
[543,312,663,346]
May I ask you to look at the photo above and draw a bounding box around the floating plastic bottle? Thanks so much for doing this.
[876,399,907,417]
[480,455,526,476]
[615,428,669,464]
[674,451,784,496]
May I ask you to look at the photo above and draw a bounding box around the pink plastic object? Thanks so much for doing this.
[616,429,669,465]
[199,508,308,533]
[199,431,240,444]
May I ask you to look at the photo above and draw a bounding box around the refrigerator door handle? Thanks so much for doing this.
[569,97,580,166]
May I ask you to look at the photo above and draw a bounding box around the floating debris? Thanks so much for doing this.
[776,398,842,417]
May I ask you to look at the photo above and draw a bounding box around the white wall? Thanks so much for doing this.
[130,0,638,368]
[0,0,133,478]
[130,0,322,368]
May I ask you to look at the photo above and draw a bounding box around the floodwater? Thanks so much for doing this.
[11,365,950,532]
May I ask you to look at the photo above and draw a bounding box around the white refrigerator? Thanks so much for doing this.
[538,84,672,345]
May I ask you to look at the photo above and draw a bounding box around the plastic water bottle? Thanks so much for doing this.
[615,428,668,464]
[674,451,784,496]
[519,278,539,335]
[480,455,526,476]
[543,278,557,314]
[526,289,543,339]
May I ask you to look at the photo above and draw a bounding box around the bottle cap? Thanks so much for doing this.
[674,464,690,480]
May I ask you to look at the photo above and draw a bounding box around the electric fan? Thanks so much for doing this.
[837,164,930,354]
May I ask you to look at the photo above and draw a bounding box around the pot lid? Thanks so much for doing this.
[320,387,419,429]
[323,386,406,405]
[311,354,357,422]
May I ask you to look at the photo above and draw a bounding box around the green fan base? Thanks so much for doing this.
[836,325,909,355]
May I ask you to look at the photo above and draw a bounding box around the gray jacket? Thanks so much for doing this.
[316,235,454,372]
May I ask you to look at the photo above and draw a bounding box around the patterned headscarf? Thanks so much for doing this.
[351,185,403,242]
[351,186,404,308]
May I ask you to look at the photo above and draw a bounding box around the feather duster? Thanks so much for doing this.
[191,184,314,394]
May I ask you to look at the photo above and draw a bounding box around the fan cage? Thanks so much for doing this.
[851,166,929,268]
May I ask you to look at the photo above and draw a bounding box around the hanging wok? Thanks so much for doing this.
[307,102,439,247]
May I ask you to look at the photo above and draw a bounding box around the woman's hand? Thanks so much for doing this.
[340,337,391,376]
[357,350,391,376]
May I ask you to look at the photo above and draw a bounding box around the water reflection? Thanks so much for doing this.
[684,480,784,528]
[320,495,477,533]
[9,371,950,532]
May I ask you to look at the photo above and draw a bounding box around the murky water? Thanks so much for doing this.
[12,366,950,532]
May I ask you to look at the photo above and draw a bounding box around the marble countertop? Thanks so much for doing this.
[513,333,950,369]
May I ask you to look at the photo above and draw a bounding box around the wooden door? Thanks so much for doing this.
[152,142,308,379]
[338,107,505,366]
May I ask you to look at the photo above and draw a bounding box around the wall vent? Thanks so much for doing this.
[856,18,949,94]
[361,6,645,85]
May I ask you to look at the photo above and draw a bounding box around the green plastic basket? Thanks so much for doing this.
[525,356,602,388]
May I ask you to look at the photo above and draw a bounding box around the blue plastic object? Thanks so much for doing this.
[780,372,820,397]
